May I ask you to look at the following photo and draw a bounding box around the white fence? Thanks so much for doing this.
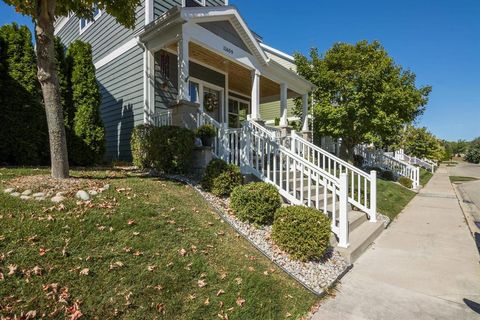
[356,145,420,188]
[395,149,436,172]
[152,110,172,127]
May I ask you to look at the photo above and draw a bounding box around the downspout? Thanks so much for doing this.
[137,38,151,125]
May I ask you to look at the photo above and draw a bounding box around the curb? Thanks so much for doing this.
[452,183,480,239]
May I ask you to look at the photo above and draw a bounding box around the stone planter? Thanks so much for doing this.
[191,146,213,177]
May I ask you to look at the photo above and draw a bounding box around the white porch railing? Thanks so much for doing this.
[356,145,420,188]
[283,132,377,222]
[243,120,350,248]
[152,110,172,127]
[395,149,436,172]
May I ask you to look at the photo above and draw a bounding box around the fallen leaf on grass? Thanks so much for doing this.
[234,277,242,285]
[204,298,210,305]
[127,219,136,225]
[219,271,227,280]
[156,303,166,314]
[79,268,89,276]
[236,297,245,307]
[197,279,207,288]
[32,266,43,276]
[24,310,37,319]
[109,261,125,270]
[8,264,17,276]
[179,248,187,256]
[216,289,225,296]
[147,265,156,272]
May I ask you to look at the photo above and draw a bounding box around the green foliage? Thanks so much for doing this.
[230,182,282,225]
[401,125,444,161]
[211,164,243,197]
[272,206,331,262]
[149,126,195,174]
[67,40,105,165]
[398,176,413,189]
[195,124,216,139]
[201,159,230,191]
[0,23,48,165]
[465,145,480,164]
[131,124,155,168]
[294,41,431,161]
[353,154,364,167]
[380,170,395,181]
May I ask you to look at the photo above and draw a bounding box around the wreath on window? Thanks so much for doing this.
[204,92,219,112]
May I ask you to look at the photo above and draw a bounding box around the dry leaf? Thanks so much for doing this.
[216,289,225,296]
[156,303,166,314]
[204,298,210,305]
[236,296,245,307]
[79,268,90,276]
[179,248,187,256]
[32,266,43,276]
[219,272,227,280]
[109,261,124,270]
[127,219,136,225]
[147,265,156,272]
[25,310,37,319]
[197,279,207,288]
[7,264,17,276]
[234,277,242,285]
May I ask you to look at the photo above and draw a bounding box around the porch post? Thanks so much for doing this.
[280,83,288,127]
[177,35,190,102]
[301,93,309,132]
[251,70,261,120]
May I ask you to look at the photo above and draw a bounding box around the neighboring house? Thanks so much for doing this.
[54,0,313,161]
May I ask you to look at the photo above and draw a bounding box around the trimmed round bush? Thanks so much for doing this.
[149,126,195,174]
[272,206,331,262]
[131,124,155,168]
[380,170,395,181]
[230,182,282,225]
[398,176,413,189]
[211,164,243,197]
[201,159,230,191]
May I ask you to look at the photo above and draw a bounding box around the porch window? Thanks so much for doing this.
[79,5,101,34]
[228,98,249,128]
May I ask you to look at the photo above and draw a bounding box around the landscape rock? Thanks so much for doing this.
[21,190,32,196]
[76,190,90,201]
[88,190,98,196]
[100,184,110,192]
[4,188,14,194]
[51,195,65,203]
[32,192,46,198]
[35,197,46,201]
[10,192,20,197]
[20,195,31,200]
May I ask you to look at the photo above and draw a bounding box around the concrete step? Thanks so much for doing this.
[336,220,384,263]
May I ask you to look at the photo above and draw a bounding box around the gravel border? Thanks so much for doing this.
[163,174,351,296]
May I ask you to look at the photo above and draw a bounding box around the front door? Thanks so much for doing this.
[189,79,224,124]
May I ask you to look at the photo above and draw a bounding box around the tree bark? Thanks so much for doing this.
[35,0,69,179]
[340,139,356,164]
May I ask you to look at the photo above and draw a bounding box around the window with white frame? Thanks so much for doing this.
[228,97,249,128]
[79,5,102,34]
[182,0,206,7]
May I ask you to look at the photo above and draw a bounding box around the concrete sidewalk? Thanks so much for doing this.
[312,166,480,320]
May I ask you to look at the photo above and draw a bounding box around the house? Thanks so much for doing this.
[54,0,383,261]
[54,0,313,161]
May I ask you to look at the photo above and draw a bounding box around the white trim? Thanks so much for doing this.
[94,38,139,69]
[54,14,72,35]
[182,0,206,6]
[260,43,295,63]
[79,7,102,35]
[229,89,251,99]
[189,76,225,121]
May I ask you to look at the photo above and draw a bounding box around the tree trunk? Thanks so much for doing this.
[35,0,69,179]
[340,140,356,164]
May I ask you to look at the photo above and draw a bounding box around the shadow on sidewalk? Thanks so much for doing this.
[463,298,480,315]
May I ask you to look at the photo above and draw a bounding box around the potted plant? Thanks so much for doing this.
[195,124,216,147]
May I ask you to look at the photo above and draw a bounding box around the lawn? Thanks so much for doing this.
[419,168,433,187]
[449,176,479,183]
[376,179,416,220]
[0,168,317,319]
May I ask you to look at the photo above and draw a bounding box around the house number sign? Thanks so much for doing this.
[223,46,234,55]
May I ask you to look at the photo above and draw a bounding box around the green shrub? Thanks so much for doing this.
[465,146,480,164]
[353,155,364,167]
[380,170,395,181]
[149,126,195,174]
[398,176,413,189]
[272,206,331,262]
[230,182,282,225]
[131,124,155,168]
[201,159,230,191]
[211,164,243,197]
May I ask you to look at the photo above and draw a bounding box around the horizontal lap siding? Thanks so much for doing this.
[260,99,296,121]
[154,0,181,19]
[56,5,144,63]
[96,47,144,161]
[206,0,225,6]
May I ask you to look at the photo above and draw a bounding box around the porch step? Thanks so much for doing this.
[335,220,384,263]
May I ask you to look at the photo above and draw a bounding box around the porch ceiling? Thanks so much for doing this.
[168,42,296,100]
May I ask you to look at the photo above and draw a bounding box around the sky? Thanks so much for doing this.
[1,0,479,141]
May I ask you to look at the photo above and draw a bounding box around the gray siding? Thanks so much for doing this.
[154,50,225,112]
[56,5,145,63]
[96,47,144,161]
[154,0,225,19]
[198,21,251,54]
[206,0,225,6]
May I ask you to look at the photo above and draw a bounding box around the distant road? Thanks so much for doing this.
[449,161,480,179]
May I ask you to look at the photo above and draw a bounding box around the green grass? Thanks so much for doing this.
[376,179,416,220]
[449,176,479,183]
[0,168,317,319]
[419,168,433,187]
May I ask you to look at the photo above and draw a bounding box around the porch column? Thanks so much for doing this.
[177,35,190,102]
[251,70,261,120]
[301,93,309,132]
[280,83,288,127]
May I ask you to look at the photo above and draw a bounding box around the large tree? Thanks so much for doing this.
[3,0,140,178]
[401,125,445,161]
[295,40,431,162]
